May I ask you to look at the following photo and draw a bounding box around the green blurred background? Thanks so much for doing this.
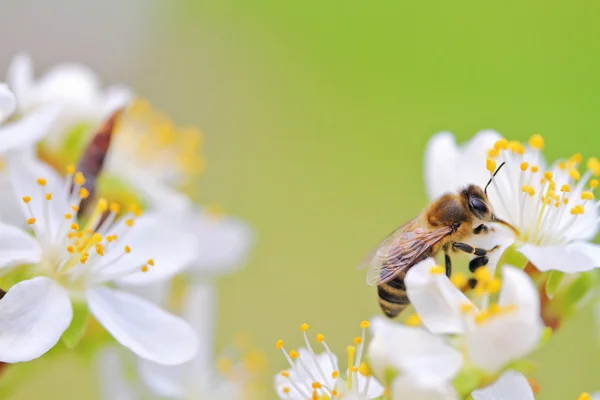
[3,1,600,398]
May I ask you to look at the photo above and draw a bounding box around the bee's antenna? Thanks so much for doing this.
[484,161,506,196]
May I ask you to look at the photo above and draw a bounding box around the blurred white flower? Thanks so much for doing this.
[104,99,204,208]
[471,370,534,400]
[425,131,600,273]
[275,321,384,400]
[405,258,543,373]
[0,83,60,226]
[0,157,198,364]
[6,53,131,148]
[368,317,460,400]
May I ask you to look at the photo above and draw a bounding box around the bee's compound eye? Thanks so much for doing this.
[469,197,488,216]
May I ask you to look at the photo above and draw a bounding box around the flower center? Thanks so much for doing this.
[110,99,205,186]
[22,166,153,288]
[486,135,599,246]
[277,321,375,399]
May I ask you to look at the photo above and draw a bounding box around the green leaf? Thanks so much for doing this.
[545,270,565,299]
[61,301,89,349]
[504,358,537,375]
[560,272,594,315]
[453,365,485,397]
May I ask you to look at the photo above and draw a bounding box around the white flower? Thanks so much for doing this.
[0,83,60,226]
[104,99,204,208]
[368,317,461,400]
[406,258,543,372]
[0,157,198,364]
[471,370,534,400]
[425,131,600,273]
[275,321,384,400]
[6,53,131,148]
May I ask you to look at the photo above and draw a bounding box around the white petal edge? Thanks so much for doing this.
[406,258,470,335]
[95,347,138,400]
[86,286,198,365]
[0,83,16,123]
[519,241,600,273]
[471,370,534,400]
[0,277,72,363]
[0,104,61,154]
[137,359,185,398]
[0,222,42,268]
[392,375,458,400]
[424,132,460,200]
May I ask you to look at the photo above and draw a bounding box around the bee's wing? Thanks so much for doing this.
[363,223,453,286]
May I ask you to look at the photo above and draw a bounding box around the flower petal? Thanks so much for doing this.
[368,316,462,386]
[471,370,534,400]
[392,375,458,400]
[7,53,34,110]
[96,212,198,284]
[0,277,72,363]
[95,347,138,400]
[468,224,516,275]
[0,222,41,268]
[0,83,16,123]
[86,286,197,365]
[0,170,27,226]
[137,359,185,398]
[519,241,600,273]
[405,258,471,335]
[424,132,460,199]
[455,130,502,188]
[0,104,60,154]
[467,267,542,372]
[189,211,253,276]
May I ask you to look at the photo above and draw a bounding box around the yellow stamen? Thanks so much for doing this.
[66,164,76,174]
[429,265,445,275]
[590,179,599,189]
[126,218,134,227]
[74,172,86,186]
[347,346,356,390]
[578,393,592,400]
[71,223,79,230]
[289,350,299,359]
[79,188,90,199]
[487,278,502,294]
[281,370,290,378]
[300,323,309,331]
[148,259,155,266]
[460,303,474,313]
[360,320,370,329]
[45,193,52,200]
[316,334,325,342]
[141,265,149,272]
[71,205,80,212]
[359,363,370,376]
[508,140,525,154]
[531,166,539,173]
[494,138,508,150]
[474,267,492,283]
[569,169,581,181]
[543,171,553,180]
[36,178,47,186]
[405,313,421,327]
[22,196,31,203]
[312,382,321,389]
[520,162,529,171]
[331,370,339,378]
[109,202,121,214]
[571,205,584,215]
[560,184,570,193]
[486,158,497,173]
[487,148,499,158]
[587,157,600,176]
[124,245,131,253]
[64,213,72,219]
[282,387,290,394]
[450,272,467,288]
[26,218,36,225]
[528,134,544,150]
[353,336,362,345]
[276,340,284,350]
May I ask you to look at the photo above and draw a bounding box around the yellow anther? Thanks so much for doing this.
[95,244,104,256]
[359,363,370,376]
[528,134,544,150]
[281,370,290,378]
[451,272,467,288]
[353,336,362,345]
[36,178,47,186]
[429,265,445,275]
[91,233,103,243]
[488,278,502,294]
[141,265,149,272]
[405,313,421,327]
[577,393,592,400]
[494,138,508,150]
[569,169,581,181]
[486,158,497,173]
[571,153,583,164]
[474,267,492,283]
[71,223,79,230]
[591,179,599,189]
[124,245,131,253]
[571,205,584,215]
[22,196,31,203]
[582,191,595,200]
[560,184,571,193]
[45,193,52,200]
[66,246,75,254]
[312,382,322,389]
[558,161,567,169]
[531,165,539,173]
[300,323,309,331]
[74,172,86,186]
[316,334,325,342]
[26,218,36,225]
[487,148,499,158]
[125,218,134,227]
[331,370,340,378]
[520,162,529,171]
[331,389,338,397]
[109,202,121,214]
[276,340,284,350]
[66,164,76,174]
[282,387,290,394]
[64,213,72,219]
[79,188,90,199]
[521,185,535,196]
[554,201,560,208]
[148,259,155,266]
[360,320,370,329]
[587,157,600,176]
[508,140,525,154]
[71,205,80,212]
[289,350,299,359]
[96,198,108,212]
[129,204,143,217]
[544,171,553,180]
[488,303,501,315]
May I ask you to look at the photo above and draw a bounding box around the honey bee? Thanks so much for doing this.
[361,163,518,318]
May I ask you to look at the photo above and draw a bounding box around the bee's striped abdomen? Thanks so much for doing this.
[377,271,410,318]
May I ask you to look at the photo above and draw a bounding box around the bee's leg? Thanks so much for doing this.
[444,252,452,278]
[469,256,489,272]
[452,242,499,257]
[473,224,489,235]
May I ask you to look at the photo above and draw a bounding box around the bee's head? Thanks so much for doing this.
[461,185,493,220]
